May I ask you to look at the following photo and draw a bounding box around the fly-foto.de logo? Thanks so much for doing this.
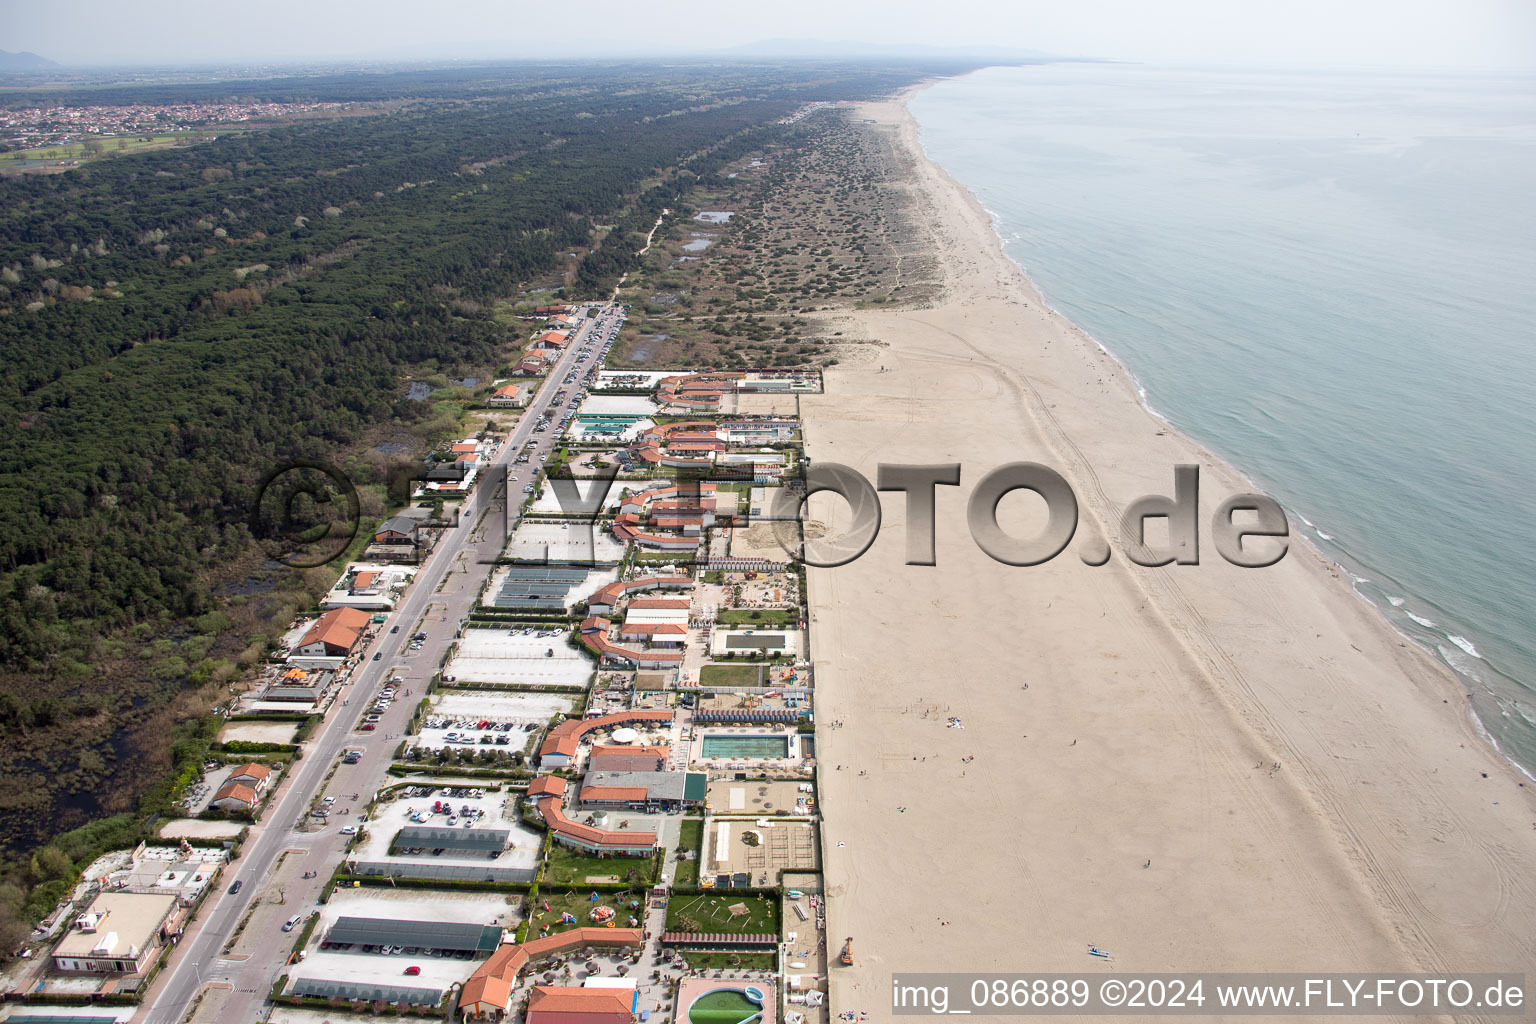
[767,463,1288,569]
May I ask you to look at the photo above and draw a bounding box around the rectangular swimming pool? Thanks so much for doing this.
[701,734,790,759]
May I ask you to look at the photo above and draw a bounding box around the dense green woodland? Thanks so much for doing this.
[0,60,972,943]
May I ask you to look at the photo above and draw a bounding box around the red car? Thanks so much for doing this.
[403,965,421,975]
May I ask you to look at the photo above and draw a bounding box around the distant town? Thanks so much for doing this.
[0,100,356,153]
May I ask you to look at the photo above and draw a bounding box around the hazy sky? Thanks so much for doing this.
[5,0,1535,69]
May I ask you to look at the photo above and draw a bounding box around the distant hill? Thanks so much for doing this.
[723,38,1060,61]
[0,50,59,71]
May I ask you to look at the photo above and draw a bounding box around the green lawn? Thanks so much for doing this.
[665,891,778,935]
[8,133,192,163]
[527,888,646,938]
[543,843,655,887]
[674,818,703,887]
[698,663,768,687]
[678,950,776,971]
[716,608,798,627]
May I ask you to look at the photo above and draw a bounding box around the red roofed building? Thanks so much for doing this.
[228,762,273,790]
[578,616,684,668]
[538,710,674,767]
[587,575,692,615]
[587,744,670,773]
[528,779,656,856]
[524,986,634,1024]
[618,621,687,644]
[526,775,565,798]
[458,931,642,1021]
[211,781,260,812]
[488,382,530,408]
[517,353,552,376]
[293,607,372,658]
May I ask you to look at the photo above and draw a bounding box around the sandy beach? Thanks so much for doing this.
[803,90,1536,1018]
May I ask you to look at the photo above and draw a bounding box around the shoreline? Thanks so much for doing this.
[802,84,1536,1011]
[895,74,1536,788]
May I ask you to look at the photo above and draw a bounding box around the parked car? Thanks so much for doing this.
[339,825,357,835]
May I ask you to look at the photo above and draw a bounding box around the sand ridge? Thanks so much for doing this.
[803,90,1536,1021]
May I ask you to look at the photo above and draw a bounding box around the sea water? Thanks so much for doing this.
[912,64,1536,774]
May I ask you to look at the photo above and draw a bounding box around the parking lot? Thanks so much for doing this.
[407,691,574,754]
[350,783,543,875]
[180,764,234,815]
[285,948,472,1004]
[483,564,616,611]
[315,887,522,934]
[444,627,594,688]
[503,518,627,563]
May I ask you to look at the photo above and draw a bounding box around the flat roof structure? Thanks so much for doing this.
[52,892,178,972]
[579,771,705,804]
[326,916,504,953]
[288,972,444,1006]
[490,564,592,612]
[393,826,509,856]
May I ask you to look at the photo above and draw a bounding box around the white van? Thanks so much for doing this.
[283,914,302,932]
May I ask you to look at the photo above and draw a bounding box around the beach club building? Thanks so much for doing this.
[577,770,706,811]
[587,743,670,773]
[579,617,684,669]
[457,930,643,1021]
[525,986,635,1024]
[537,710,676,768]
[51,892,182,974]
[210,781,261,812]
[524,776,656,856]
[291,606,372,659]
[211,761,276,810]
[488,382,531,408]
[373,515,419,546]
[586,574,692,615]
[619,598,690,646]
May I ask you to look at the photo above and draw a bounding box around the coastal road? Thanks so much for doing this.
[138,305,617,1024]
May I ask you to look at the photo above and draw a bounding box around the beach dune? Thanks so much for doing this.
[804,95,1536,1018]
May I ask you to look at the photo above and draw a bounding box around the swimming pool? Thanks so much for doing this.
[702,734,790,759]
[688,988,764,1024]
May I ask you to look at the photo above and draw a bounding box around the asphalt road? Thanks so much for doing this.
[138,304,619,1024]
